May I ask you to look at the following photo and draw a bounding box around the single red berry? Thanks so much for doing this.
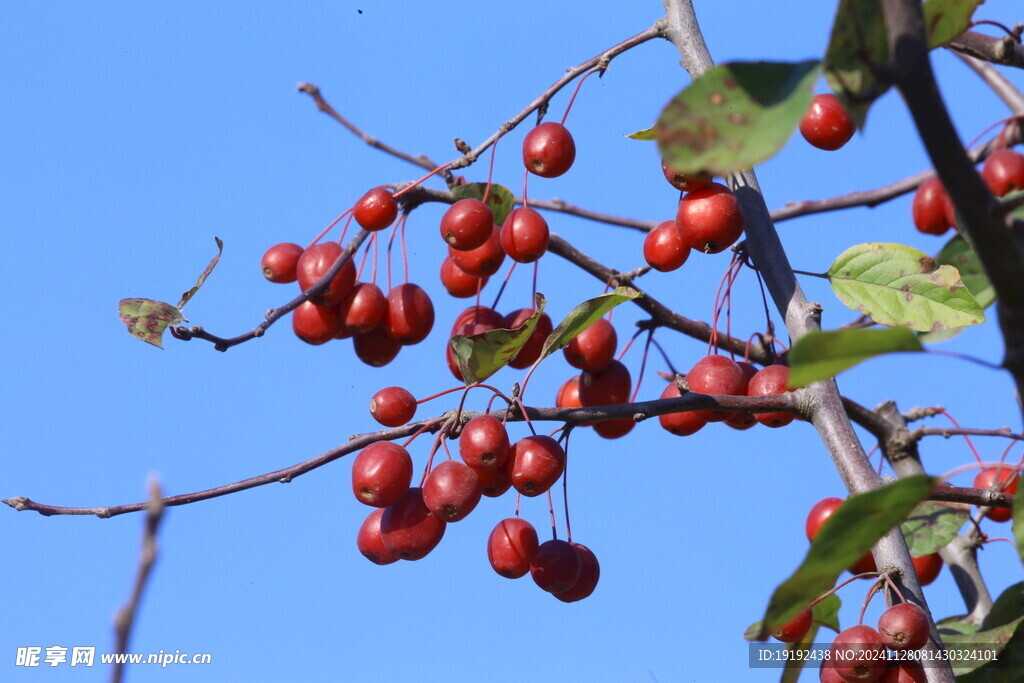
[440,198,494,250]
[658,380,707,436]
[292,300,344,345]
[644,220,690,272]
[676,182,745,254]
[487,517,539,579]
[337,282,387,334]
[981,148,1024,197]
[553,543,600,602]
[686,355,748,422]
[472,464,513,498]
[508,435,566,497]
[353,187,399,231]
[748,365,795,428]
[556,376,583,409]
[878,603,930,651]
[829,624,887,682]
[440,256,488,298]
[500,207,549,263]
[563,318,617,372]
[452,305,505,331]
[447,320,499,382]
[384,283,434,345]
[522,122,576,178]
[448,225,506,277]
[296,241,357,306]
[351,442,413,508]
[661,159,711,192]
[973,466,1019,522]
[380,488,446,561]
[911,177,954,236]
[725,361,760,430]
[771,607,813,643]
[579,360,631,407]
[503,309,554,369]
[353,324,402,367]
[878,661,927,683]
[459,416,511,470]
[369,386,417,428]
[594,418,635,439]
[799,93,855,151]
[912,553,942,586]
[261,242,304,283]
[356,508,399,565]
[422,460,482,523]
[819,659,846,683]
[530,539,582,593]
[806,497,843,541]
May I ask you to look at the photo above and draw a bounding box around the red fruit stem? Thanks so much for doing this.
[559,67,600,126]
[306,208,352,249]
[418,429,447,487]
[482,139,499,205]
[562,436,573,543]
[616,328,644,362]
[859,578,885,626]
[439,436,454,461]
[400,214,409,283]
[356,233,373,281]
[546,489,558,541]
[650,338,679,376]
[940,461,1023,483]
[937,409,984,464]
[489,260,518,311]
[415,383,507,406]
[708,256,743,355]
[884,573,908,604]
[753,269,777,354]
[391,162,453,200]
[629,330,655,403]
[808,572,883,610]
[335,211,355,246]
[514,492,521,519]
[371,232,379,284]
[401,422,437,449]
[982,537,1015,545]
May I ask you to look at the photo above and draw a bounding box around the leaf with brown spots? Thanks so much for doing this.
[827,242,985,331]
[936,234,995,309]
[118,298,185,349]
[654,60,820,176]
[450,294,547,384]
[923,0,985,48]
[822,0,889,129]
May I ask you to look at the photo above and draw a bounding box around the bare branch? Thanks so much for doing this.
[948,30,1024,70]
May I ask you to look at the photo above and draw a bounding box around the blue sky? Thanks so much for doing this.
[3,1,1023,681]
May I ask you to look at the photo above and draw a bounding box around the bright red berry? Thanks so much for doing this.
[337,282,387,334]
[422,460,482,523]
[563,318,617,372]
[448,225,506,277]
[676,182,745,254]
[296,242,356,306]
[472,464,513,498]
[973,466,1019,522]
[440,256,488,298]
[724,361,759,430]
[384,283,434,345]
[352,324,402,367]
[356,508,399,565]
[503,309,554,369]
[799,93,855,151]
[748,365,795,428]
[771,607,813,643]
[351,442,413,508]
[508,435,566,497]
[522,122,576,178]
[459,416,511,470]
[911,177,954,236]
[643,220,690,272]
[981,148,1024,197]
[292,300,344,345]
[353,187,399,231]
[530,539,581,593]
[553,543,599,602]
[452,306,505,331]
[261,242,304,283]
[440,198,494,250]
[369,386,417,427]
[487,517,539,579]
[658,380,707,436]
[380,488,446,561]
[805,497,843,541]
[878,603,929,651]
[500,207,549,263]
[686,355,748,422]
[912,553,942,586]
[661,160,711,192]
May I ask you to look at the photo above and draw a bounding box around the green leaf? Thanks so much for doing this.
[923,0,985,48]
[539,287,642,360]
[450,183,516,228]
[655,60,820,176]
[118,298,185,349]
[900,500,969,556]
[177,237,224,309]
[823,0,890,128]
[984,582,1024,630]
[936,234,996,310]
[827,242,985,331]
[937,615,982,637]
[787,328,924,388]
[760,476,938,638]
[947,616,1024,679]
[813,593,842,634]
[1015,495,1024,571]
[781,623,820,683]
[625,126,656,141]
[449,294,546,384]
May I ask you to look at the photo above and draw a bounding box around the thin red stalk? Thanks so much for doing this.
[490,261,518,311]
[562,435,573,543]
[482,139,499,205]
[858,579,885,625]
[401,422,435,449]
[560,68,600,126]
[400,214,409,284]
[629,330,655,402]
[419,430,446,487]
[392,163,453,200]
[306,209,352,249]
[617,328,644,362]
[939,409,984,464]
[546,489,558,540]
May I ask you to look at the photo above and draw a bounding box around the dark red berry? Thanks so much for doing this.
[384,283,434,345]
[981,148,1024,197]
[771,607,813,643]
[292,300,344,345]
[829,624,887,682]
[973,466,1019,522]
[686,355,748,422]
[913,553,942,586]
[351,442,413,508]
[676,182,745,254]
[353,324,402,367]
[563,318,617,372]
[440,256,488,298]
[553,543,599,602]
[503,309,554,369]
[748,365,795,428]
[530,539,582,593]
[356,508,399,565]
[643,220,690,272]
[440,198,494,250]
[353,187,399,231]
[473,464,513,498]
[380,488,446,561]
[487,517,539,579]
[724,361,759,430]
[661,160,711,192]
[522,122,576,178]
[579,359,631,407]
[422,460,482,523]
[369,386,417,427]
[337,282,387,334]
[458,416,511,470]
[878,603,929,651]
[593,418,635,439]
[508,435,566,497]
[878,661,927,683]
[448,225,505,277]
[452,305,505,331]
[911,177,954,236]
[500,207,549,263]
[658,380,707,436]
[799,93,855,151]
[296,242,357,306]
[261,242,304,283]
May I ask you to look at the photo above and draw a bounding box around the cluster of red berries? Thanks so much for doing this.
[355,402,599,601]
[805,498,943,586]
[820,604,931,682]
[912,146,1024,236]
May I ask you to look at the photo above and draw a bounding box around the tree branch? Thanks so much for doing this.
[948,30,1024,70]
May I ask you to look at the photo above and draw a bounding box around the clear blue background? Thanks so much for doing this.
[3,1,1022,681]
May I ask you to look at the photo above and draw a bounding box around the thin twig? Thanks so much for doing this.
[948,30,1024,70]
